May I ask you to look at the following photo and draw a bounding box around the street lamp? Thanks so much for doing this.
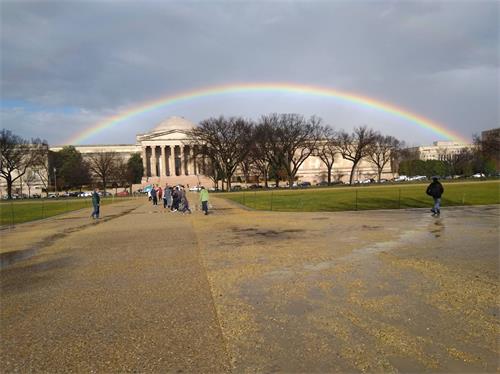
[53,167,57,195]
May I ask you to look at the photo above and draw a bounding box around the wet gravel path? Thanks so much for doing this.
[194,200,500,373]
[1,197,499,373]
[1,200,229,372]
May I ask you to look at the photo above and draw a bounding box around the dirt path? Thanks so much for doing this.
[194,198,499,372]
[1,196,498,372]
[1,199,229,372]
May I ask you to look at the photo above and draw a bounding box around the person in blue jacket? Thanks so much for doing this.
[91,187,100,219]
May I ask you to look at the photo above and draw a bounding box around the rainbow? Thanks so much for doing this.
[66,82,469,144]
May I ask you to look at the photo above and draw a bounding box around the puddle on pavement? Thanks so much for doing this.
[429,219,445,238]
[231,227,304,239]
[1,256,76,294]
[0,247,39,268]
[361,225,383,230]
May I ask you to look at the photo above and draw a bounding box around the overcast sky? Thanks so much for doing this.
[1,0,498,146]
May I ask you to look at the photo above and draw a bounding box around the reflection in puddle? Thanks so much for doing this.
[429,219,445,238]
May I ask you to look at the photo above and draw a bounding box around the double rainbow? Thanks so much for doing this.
[66,82,469,144]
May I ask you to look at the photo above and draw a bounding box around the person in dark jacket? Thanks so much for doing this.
[150,186,158,205]
[171,187,180,212]
[91,187,100,219]
[426,177,444,216]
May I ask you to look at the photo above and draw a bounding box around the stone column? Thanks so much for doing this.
[184,146,189,175]
[159,145,165,177]
[179,145,184,175]
[141,147,148,178]
[168,146,174,176]
[151,146,157,177]
[192,147,197,175]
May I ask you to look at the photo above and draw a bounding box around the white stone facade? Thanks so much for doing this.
[407,141,475,161]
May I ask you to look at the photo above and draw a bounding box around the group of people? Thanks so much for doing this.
[91,178,443,220]
[148,184,210,215]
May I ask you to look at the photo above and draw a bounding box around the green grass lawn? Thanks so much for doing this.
[220,180,500,212]
[0,197,134,226]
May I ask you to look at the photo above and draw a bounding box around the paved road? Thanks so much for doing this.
[1,197,499,372]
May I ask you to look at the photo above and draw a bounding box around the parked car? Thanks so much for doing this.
[408,175,427,181]
[116,190,129,197]
[231,185,242,191]
[394,175,408,182]
[299,181,311,188]
[361,178,375,184]
[316,181,329,186]
[248,184,263,189]
[472,173,485,178]
[189,185,202,192]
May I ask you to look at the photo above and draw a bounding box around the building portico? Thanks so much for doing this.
[141,144,197,178]
[136,116,208,186]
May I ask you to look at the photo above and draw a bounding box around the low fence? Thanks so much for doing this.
[224,182,499,212]
[0,196,137,226]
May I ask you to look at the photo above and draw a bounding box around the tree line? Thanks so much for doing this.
[2,118,497,198]
[188,113,403,190]
[0,129,143,198]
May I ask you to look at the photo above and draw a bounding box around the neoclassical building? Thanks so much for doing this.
[136,117,203,183]
[2,116,395,196]
[45,115,394,189]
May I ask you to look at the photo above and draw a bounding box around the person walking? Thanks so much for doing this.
[180,187,192,214]
[163,184,171,209]
[171,186,180,211]
[91,187,100,219]
[158,186,163,201]
[200,186,209,215]
[151,185,158,206]
[426,177,444,216]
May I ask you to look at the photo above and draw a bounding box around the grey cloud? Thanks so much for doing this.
[1,0,498,144]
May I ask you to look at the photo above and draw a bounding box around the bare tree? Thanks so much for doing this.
[24,169,39,198]
[367,135,401,182]
[251,124,274,188]
[336,126,378,184]
[315,126,338,185]
[260,113,323,188]
[88,151,118,193]
[31,147,52,197]
[0,130,47,199]
[188,116,253,191]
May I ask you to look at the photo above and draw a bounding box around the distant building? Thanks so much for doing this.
[481,128,500,142]
[407,141,475,161]
[480,128,500,171]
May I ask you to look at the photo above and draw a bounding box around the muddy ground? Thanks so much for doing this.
[1,197,498,372]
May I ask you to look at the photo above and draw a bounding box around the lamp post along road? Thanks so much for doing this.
[53,167,57,196]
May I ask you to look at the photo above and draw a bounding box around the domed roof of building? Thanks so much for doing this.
[152,116,195,132]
